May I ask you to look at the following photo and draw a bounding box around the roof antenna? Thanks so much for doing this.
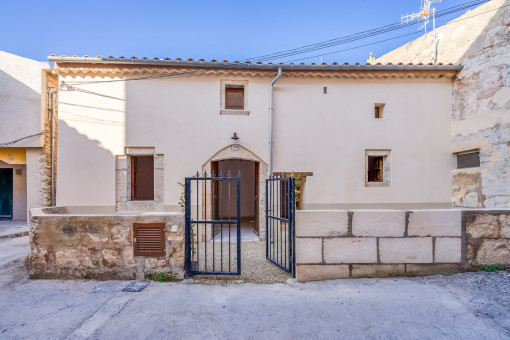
[401,0,441,64]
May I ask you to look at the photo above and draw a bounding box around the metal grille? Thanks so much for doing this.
[266,175,296,276]
[185,171,241,276]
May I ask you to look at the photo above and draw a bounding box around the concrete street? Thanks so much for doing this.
[0,235,509,339]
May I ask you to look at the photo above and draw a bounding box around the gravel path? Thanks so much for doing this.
[191,240,291,284]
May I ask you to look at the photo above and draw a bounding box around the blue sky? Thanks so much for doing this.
[1,0,481,64]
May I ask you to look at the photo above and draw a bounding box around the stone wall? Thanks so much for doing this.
[376,0,510,208]
[296,209,509,282]
[29,207,184,280]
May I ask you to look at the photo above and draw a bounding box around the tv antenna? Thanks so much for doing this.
[401,0,442,63]
[401,0,441,34]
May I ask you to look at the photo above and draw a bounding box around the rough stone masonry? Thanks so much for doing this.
[377,0,510,208]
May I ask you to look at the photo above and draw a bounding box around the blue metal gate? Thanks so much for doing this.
[266,175,296,276]
[185,171,241,276]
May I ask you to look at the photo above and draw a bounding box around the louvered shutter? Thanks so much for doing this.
[133,223,165,256]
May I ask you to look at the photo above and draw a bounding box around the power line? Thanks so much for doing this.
[64,0,494,87]
[0,131,49,147]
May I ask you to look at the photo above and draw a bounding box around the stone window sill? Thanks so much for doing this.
[365,181,390,187]
[220,109,250,116]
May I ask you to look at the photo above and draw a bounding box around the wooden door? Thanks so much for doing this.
[0,169,13,220]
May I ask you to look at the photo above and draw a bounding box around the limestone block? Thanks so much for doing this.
[466,214,500,238]
[102,249,119,267]
[379,238,433,263]
[434,237,462,263]
[296,211,348,237]
[111,224,130,245]
[116,156,128,170]
[476,239,510,264]
[406,264,461,277]
[154,154,164,170]
[352,211,405,237]
[296,265,349,282]
[323,238,377,263]
[55,248,97,268]
[499,214,510,238]
[296,238,322,264]
[352,264,405,278]
[122,246,135,266]
[408,210,461,237]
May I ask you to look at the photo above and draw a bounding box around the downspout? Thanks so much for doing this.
[269,67,282,177]
[48,87,58,206]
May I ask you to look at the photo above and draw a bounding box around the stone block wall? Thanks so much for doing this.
[296,209,509,282]
[29,207,184,280]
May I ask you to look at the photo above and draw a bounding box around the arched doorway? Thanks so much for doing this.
[202,144,268,239]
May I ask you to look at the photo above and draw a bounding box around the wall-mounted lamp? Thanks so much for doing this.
[231,132,240,151]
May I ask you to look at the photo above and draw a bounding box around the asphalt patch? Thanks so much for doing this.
[122,281,150,292]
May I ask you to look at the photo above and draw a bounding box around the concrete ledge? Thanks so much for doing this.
[408,210,461,237]
[324,238,377,263]
[406,264,461,277]
[296,211,348,237]
[296,265,349,282]
[435,237,462,263]
[352,264,405,278]
[379,238,433,263]
[296,238,323,264]
[352,210,405,237]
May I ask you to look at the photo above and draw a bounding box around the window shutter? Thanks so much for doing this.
[133,223,165,256]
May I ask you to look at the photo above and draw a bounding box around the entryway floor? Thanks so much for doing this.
[212,217,259,242]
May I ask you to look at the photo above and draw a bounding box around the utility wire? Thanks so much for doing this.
[0,131,49,147]
[65,0,494,87]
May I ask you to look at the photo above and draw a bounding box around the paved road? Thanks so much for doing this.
[0,237,509,339]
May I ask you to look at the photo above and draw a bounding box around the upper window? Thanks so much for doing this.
[131,155,154,200]
[374,103,385,118]
[225,87,244,110]
[220,80,249,115]
[457,151,480,169]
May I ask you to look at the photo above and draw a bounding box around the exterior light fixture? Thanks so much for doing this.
[231,132,240,151]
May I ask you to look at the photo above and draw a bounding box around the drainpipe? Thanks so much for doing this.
[269,67,282,177]
[50,90,57,206]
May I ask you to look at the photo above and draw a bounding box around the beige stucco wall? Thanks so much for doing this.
[0,51,48,148]
[56,77,126,207]
[376,0,510,208]
[55,73,454,209]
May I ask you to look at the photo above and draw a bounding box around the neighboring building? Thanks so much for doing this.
[48,54,461,236]
[0,51,56,221]
[376,0,510,208]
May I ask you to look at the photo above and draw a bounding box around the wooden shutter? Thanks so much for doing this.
[133,223,165,256]
[131,156,154,201]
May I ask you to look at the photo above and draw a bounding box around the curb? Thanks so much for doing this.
[0,231,29,239]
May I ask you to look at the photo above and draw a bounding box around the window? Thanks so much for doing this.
[367,156,384,182]
[457,151,480,169]
[220,80,249,115]
[131,155,154,200]
[365,150,391,187]
[133,223,165,257]
[374,103,385,118]
[225,86,244,110]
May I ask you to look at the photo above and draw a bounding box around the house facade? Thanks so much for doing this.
[50,56,461,237]
[0,51,56,221]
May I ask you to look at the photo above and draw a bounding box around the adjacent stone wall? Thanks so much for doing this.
[464,210,510,266]
[29,207,184,280]
[376,0,510,208]
[296,209,509,282]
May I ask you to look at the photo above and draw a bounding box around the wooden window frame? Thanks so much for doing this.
[130,155,154,201]
[367,156,384,182]
[133,223,165,257]
[374,103,385,118]
[225,87,244,110]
